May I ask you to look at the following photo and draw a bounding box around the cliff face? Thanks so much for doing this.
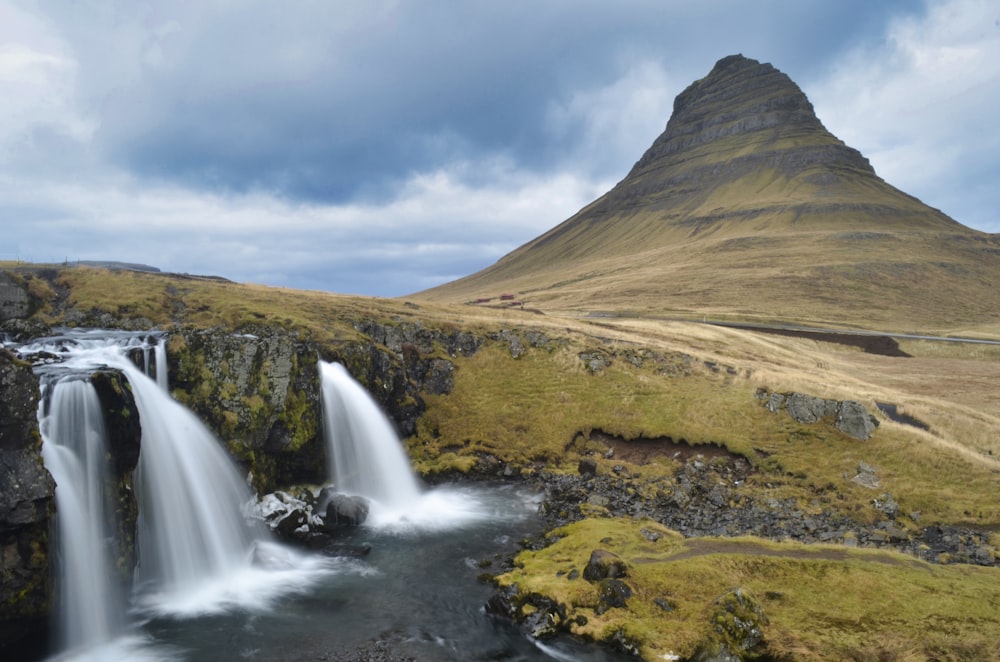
[0,350,54,643]
[166,320,481,494]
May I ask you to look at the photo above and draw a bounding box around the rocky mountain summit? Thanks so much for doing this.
[600,54,921,225]
[418,55,1000,333]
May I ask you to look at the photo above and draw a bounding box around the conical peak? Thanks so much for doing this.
[640,54,830,168]
[672,54,786,115]
[614,54,878,202]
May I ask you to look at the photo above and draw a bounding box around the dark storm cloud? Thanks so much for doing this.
[64,0,923,204]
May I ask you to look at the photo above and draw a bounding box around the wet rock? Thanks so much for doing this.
[168,327,325,492]
[578,458,598,476]
[321,492,371,528]
[493,590,568,640]
[0,350,54,643]
[251,490,319,541]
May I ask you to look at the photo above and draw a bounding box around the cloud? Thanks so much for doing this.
[1,156,603,294]
[37,0,920,204]
[809,0,1000,231]
[1,0,996,298]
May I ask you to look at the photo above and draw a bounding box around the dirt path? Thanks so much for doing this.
[634,537,927,569]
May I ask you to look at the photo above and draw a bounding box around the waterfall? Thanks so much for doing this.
[318,361,490,531]
[118,357,264,602]
[38,377,124,653]
[153,340,168,391]
[318,361,422,509]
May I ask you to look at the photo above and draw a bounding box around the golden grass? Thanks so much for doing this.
[497,517,1000,661]
[402,316,1000,526]
[9,263,998,526]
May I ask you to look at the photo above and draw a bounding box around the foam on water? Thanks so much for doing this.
[132,542,360,618]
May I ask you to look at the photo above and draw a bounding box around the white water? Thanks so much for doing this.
[122,357,265,606]
[319,361,423,508]
[38,378,124,653]
[27,332,337,660]
[318,361,490,531]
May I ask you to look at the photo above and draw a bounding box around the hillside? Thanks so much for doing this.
[3,263,1000,659]
[415,55,1000,337]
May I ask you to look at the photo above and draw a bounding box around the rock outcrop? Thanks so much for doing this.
[757,388,879,440]
[0,350,54,644]
[0,273,30,322]
[167,326,325,493]
[165,320,483,493]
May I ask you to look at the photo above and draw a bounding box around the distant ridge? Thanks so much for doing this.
[415,55,1000,335]
[76,260,161,272]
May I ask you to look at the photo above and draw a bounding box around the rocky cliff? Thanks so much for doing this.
[0,350,53,645]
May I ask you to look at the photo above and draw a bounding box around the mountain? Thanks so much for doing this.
[414,55,1000,335]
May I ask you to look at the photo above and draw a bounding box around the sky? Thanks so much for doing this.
[1,0,998,297]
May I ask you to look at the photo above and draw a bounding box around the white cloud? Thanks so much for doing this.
[1,155,602,293]
[809,0,1000,231]
[545,59,677,175]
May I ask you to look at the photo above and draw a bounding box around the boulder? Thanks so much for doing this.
[757,389,879,440]
[785,393,838,424]
[851,461,881,489]
[582,549,628,581]
[836,401,880,440]
[251,490,318,541]
[595,578,632,615]
[321,493,371,528]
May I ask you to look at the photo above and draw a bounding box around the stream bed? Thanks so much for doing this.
[39,484,630,662]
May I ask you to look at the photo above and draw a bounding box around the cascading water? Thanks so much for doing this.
[318,360,489,530]
[318,361,422,509]
[22,331,330,660]
[38,377,124,653]
[121,356,265,605]
[11,334,626,660]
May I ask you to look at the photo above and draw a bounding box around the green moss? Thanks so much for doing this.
[280,385,317,451]
[496,518,1000,660]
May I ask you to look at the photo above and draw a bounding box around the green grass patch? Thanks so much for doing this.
[497,518,1000,661]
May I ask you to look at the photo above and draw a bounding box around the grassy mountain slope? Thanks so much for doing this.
[415,55,1000,337]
